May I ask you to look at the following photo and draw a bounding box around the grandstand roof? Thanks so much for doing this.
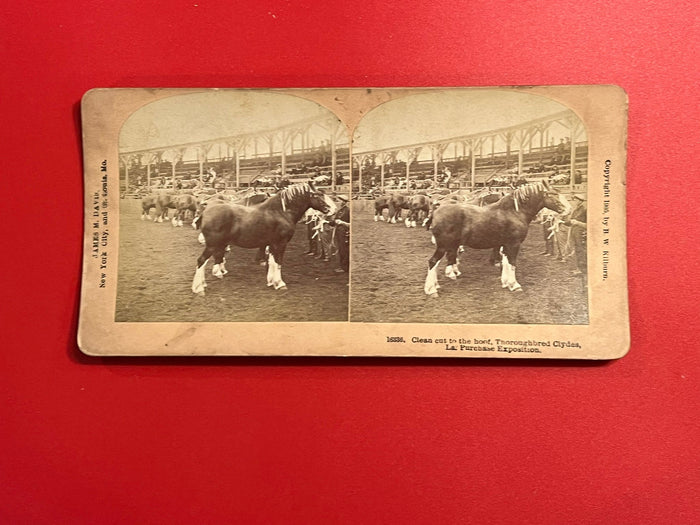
[119,90,337,153]
[353,89,577,153]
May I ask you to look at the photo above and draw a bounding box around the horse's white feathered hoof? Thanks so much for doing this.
[379,216,385,221]
[411,221,417,228]
[445,265,458,280]
[212,264,226,279]
[427,292,439,298]
[171,218,178,227]
[141,215,145,221]
[374,216,378,222]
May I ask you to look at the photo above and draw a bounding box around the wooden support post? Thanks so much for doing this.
[504,132,512,169]
[570,121,578,191]
[330,123,337,192]
[280,132,288,177]
[235,148,240,188]
[268,135,274,169]
[517,131,524,175]
[470,141,476,191]
[432,145,439,183]
[198,146,204,177]
[539,127,545,163]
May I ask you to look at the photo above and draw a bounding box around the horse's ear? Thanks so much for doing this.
[542,179,551,191]
[308,180,317,193]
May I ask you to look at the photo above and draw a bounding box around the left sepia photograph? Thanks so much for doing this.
[116,91,350,322]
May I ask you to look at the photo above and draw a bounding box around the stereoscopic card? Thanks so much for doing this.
[78,86,628,358]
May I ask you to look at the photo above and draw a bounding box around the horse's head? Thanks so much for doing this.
[307,182,337,215]
[511,180,568,216]
[541,181,570,215]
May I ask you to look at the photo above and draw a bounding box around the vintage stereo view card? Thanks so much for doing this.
[79,86,628,358]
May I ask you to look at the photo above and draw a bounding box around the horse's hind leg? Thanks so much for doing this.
[500,245,522,292]
[424,247,446,296]
[192,245,216,294]
[211,247,228,279]
[444,248,461,280]
[267,244,288,290]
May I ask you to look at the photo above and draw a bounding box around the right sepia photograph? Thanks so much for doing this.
[350,89,589,324]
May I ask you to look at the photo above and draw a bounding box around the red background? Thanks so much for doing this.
[2,1,699,523]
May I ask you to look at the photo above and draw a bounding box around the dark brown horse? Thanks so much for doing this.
[425,181,568,296]
[192,190,270,231]
[192,182,337,294]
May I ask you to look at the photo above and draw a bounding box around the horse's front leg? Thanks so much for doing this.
[267,244,288,290]
[500,245,522,292]
[424,247,446,296]
[172,209,184,227]
[192,245,215,295]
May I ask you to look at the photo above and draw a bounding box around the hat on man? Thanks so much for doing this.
[337,194,349,202]
[572,194,585,202]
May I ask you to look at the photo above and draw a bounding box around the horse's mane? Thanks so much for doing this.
[511,181,549,212]
[279,182,316,211]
